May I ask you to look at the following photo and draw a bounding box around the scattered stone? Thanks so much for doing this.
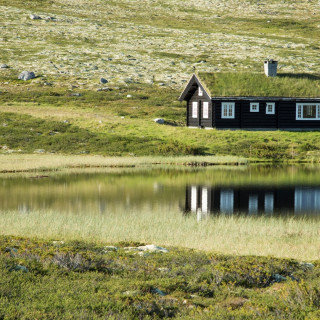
[300,262,315,270]
[70,93,81,96]
[126,94,132,98]
[52,240,65,246]
[63,120,69,124]
[151,288,167,296]
[30,14,41,20]
[104,246,118,252]
[0,64,9,69]
[11,265,28,273]
[154,118,164,124]
[97,87,110,92]
[43,82,53,86]
[18,71,36,81]
[158,82,165,86]
[138,244,168,253]
[34,149,45,153]
[271,274,287,283]
[100,77,108,84]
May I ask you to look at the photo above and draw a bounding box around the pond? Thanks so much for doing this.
[1,165,320,218]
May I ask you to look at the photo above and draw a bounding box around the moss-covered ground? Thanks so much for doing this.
[0,235,319,319]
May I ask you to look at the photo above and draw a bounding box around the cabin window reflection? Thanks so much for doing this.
[191,186,197,212]
[201,187,208,214]
[294,188,320,213]
[220,189,234,214]
[264,193,274,214]
[248,195,258,214]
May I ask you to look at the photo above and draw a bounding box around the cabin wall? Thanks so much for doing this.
[278,100,320,129]
[187,89,213,127]
[213,99,320,129]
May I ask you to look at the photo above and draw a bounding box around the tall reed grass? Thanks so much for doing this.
[1,206,319,261]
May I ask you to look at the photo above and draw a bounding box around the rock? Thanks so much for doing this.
[104,246,118,252]
[154,118,164,124]
[34,149,45,153]
[272,274,287,283]
[70,93,81,96]
[158,82,166,86]
[0,64,9,69]
[126,94,132,98]
[30,14,41,20]
[97,87,110,92]
[151,288,167,296]
[137,244,169,253]
[18,71,36,81]
[100,77,108,84]
[11,265,28,273]
[300,262,315,270]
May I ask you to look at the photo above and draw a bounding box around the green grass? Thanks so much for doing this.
[0,208,320,260]
[198,72,320,97]
[0,83,320,161]
[1,235,320,319]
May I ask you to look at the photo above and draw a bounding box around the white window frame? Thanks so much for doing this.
[202,101,209,119]
[192,101,198,118]
[221,102,235,119]
[250,102,259,112]
[266,102,275,115]
[198,87,203,96]
[191,186,197,212]
[296,103,320,120]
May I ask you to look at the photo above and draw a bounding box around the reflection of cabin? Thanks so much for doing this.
[179,61,320,130]
[185,185,320,217]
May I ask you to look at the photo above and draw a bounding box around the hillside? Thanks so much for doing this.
[0,0,320,160]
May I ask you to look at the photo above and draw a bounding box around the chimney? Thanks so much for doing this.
[264,59,278,77]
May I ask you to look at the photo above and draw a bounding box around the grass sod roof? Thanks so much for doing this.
[198,72,320,98]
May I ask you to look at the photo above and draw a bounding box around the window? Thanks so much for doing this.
[250,102,259,112]
[192,102,198,118]
[221,102,235,119]
[191,186,197,212]
[201,187,208,214]
[295,188,320,213]
[248,195,258,214]
[198,87,203,96]
[296,103,320,120]
[264,193,274,214]
[220,189,234,214]
[266,103,275,115]
[203,101,209,119]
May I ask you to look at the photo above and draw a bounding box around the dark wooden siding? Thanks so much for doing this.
[214,101,241,128]
[212,99,320,129]
[187,88,212,127]
[278,100,320,129]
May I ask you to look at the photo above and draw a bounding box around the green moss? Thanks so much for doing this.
[0,235,320,319]
[198,72,320,98]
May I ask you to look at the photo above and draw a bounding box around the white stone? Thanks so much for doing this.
[154,118,164,124]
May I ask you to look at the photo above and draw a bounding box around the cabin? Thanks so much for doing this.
[184,184,320,219]
[179,61,320,130]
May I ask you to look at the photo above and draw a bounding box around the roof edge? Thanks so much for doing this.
[179,73,211,101]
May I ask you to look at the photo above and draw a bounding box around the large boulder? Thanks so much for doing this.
[0,64,9,69]
[18,71,36,81]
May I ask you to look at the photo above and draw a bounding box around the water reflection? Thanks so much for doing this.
[185,185,320,218]
[1,166,320,218]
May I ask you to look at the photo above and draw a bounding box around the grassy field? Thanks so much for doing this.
[1,0,320,161]
[1,235,320,319]
[0,207,319,261]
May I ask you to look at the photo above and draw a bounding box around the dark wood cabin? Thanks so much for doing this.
[185,185,320,217]
[179,73,320,130]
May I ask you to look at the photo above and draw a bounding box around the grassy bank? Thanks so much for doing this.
[1,84,320,161]
[0,208,320,261]
[1,235,320,319]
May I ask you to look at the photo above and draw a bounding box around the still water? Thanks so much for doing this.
[1,165,320,218]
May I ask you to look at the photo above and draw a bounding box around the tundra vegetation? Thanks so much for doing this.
[1,0,320,317]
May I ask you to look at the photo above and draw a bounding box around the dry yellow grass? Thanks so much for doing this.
[0,154,247,172]
[1,206,319,261]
